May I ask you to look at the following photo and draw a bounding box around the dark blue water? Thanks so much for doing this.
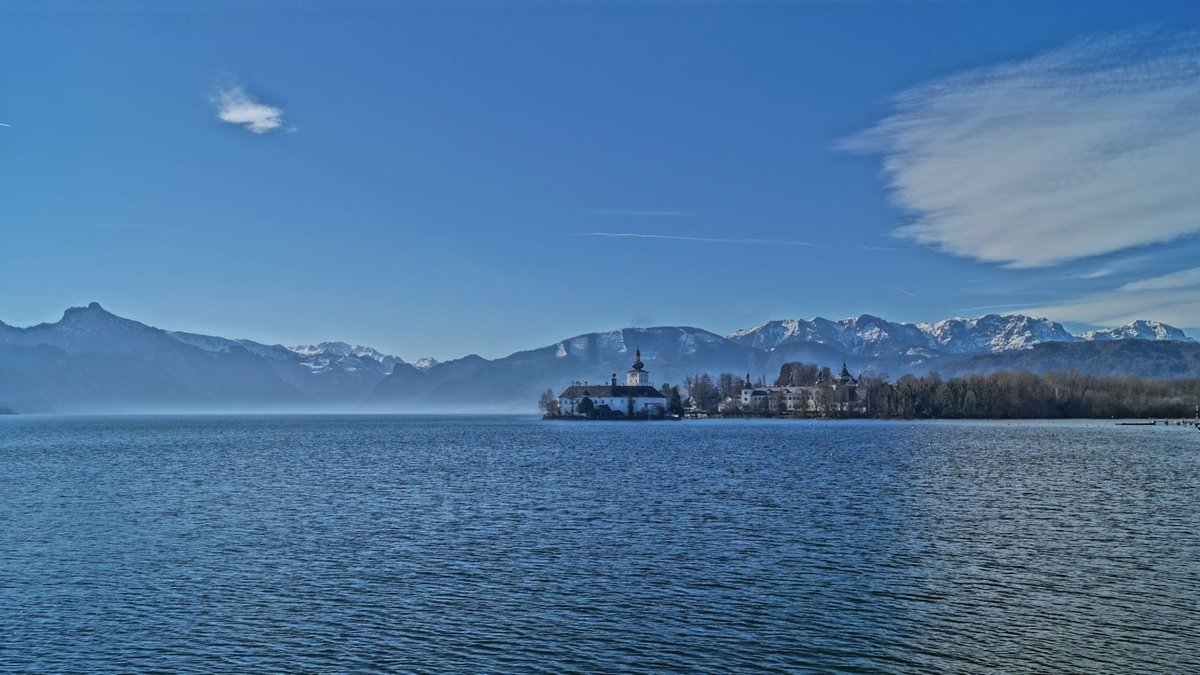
[2,416,1198,672]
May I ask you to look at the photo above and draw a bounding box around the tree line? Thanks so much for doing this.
[870,369,1200,419]
[678,363,1200,419]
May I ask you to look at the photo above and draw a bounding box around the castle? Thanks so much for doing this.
[556,349,668,419]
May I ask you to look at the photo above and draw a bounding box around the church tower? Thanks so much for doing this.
[625,348,650,387]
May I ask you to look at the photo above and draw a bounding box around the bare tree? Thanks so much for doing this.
[538,388,560,416]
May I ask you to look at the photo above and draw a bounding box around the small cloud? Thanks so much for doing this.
[844,30,1200,268]
[586,209,687,217]
[212,84,285,134]
[579,232,820,246]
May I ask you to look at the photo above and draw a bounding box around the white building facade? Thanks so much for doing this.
[557,349,668,418]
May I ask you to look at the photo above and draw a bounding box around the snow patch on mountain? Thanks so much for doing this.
[566,336,590,356]
[170,332,295,360]
[676,328,725,355]
[414,357,440,370]
[596,330,627,354]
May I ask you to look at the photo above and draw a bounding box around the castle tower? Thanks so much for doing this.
[838,360,853,384]
[625,348,649,386]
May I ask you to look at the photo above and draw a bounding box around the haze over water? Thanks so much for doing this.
[2,415,1198,672]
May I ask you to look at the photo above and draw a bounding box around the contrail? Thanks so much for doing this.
[579,232,821,247]
[0,122,10,127]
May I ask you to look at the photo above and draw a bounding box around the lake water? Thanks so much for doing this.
[2,415,1198,672]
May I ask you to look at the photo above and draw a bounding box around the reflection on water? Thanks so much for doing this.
[2,416,1198,672]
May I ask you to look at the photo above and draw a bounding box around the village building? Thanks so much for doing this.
[739,384,816,412]
[557,349,668,418]
[738,362,862,413]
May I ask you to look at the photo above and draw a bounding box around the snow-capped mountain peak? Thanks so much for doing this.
[414,357,440,370]
[728,312,1196,357]
[291,341,398,364]
[729,313,1083,356]
[165,332,409,374]
[1080,320,1195,343]
[915,314,1078,353]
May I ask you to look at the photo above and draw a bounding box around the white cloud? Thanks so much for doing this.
[844,30,1200,268]
[1119,266,1200,292]
[1021,267,1200,329]
[212,84,285,134]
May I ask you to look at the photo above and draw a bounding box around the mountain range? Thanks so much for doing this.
[1,302,1197,413]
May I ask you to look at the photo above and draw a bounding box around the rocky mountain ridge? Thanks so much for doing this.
[726,313,1193,356]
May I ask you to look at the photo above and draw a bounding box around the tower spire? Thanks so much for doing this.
[626,346,648,386]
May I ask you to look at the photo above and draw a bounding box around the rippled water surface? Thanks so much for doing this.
[2,415,1199,672]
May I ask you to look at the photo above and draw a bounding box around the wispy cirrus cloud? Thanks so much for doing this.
[580,232,819,246]
[1021,266,1200,329]
[844,30,1200,269]
[1119,266,1200,292]
[212,84,286,134]
[585,209,687,217]
[957,302,1032,313]
[891,285,923,300]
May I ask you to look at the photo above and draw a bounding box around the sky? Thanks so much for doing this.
[1,0,1198,361]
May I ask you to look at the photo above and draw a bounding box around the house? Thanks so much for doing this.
[739,385,772,408]
[557,349,668,418]
[740,383,813,412]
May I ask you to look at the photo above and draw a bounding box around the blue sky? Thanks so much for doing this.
[2,1,1198,360]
